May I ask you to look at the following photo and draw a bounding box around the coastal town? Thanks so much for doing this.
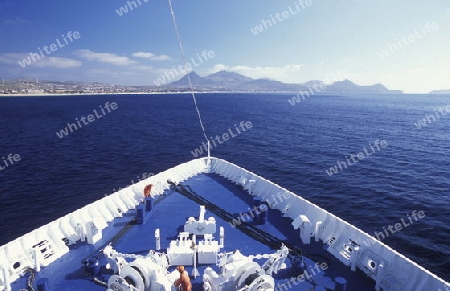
[0,71,407,95]
[0,78,168,95]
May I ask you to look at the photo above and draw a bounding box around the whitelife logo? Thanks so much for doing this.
[376,22,438,58]
[18,31,81,68]
[325,140,388,176]
[250,0,313,35]
[0,153,21,171]
[115,0,149,16]
[153,50,215,87]
[56,102,118,139]
[190,121,252,158]
[414,105,450,129]
[229,191,291,228]
[287,70,349,106]
[362,210,425,247]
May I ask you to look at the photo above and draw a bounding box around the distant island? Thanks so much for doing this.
[1,70,403,95]
[429,89,450,94]
[166,71,403,94]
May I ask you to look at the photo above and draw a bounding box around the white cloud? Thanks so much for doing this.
[132,52,172,61]
[132,52,155,58]
[151,55,172,61]
[75,49,136,66]
[0,53,22,65]
[0,53,81,68]
[133,65,153,70]
[208,64,304,83]
[33,57,81,68]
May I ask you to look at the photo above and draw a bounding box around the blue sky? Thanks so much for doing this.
[0,0,449,93]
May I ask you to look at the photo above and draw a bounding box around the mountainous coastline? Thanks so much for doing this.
[1,71,404,94]
[167,71,403,94]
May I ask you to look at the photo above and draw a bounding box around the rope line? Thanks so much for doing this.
[167,0,210,157]
[19,267,36,291]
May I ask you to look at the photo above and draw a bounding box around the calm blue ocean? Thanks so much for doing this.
[0,93,449,281]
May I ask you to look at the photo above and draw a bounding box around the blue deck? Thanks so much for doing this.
[11,173,375,290]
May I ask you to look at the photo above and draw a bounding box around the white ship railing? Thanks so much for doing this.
[0,157,449,291]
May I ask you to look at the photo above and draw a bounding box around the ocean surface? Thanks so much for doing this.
[0,93,449,282]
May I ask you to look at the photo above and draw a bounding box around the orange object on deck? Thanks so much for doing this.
[174,266,192,291]
[143,184,153,197]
